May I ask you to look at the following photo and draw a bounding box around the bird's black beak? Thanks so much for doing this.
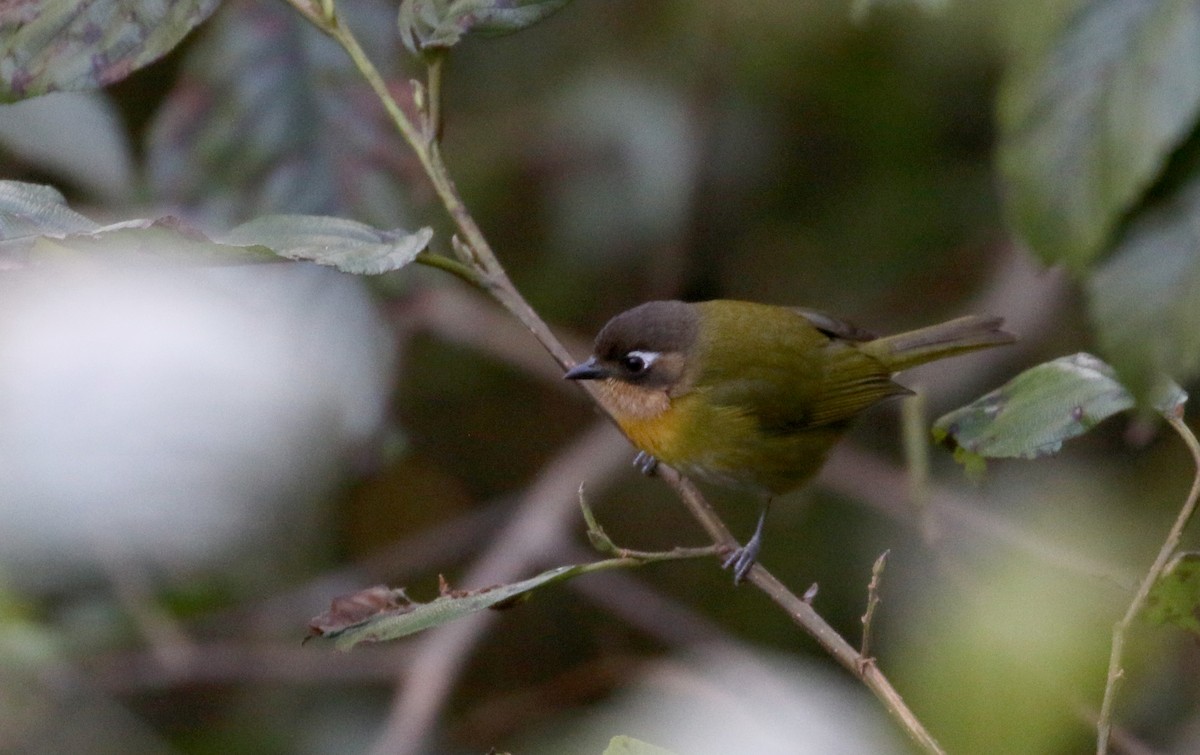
[564,358,607,381]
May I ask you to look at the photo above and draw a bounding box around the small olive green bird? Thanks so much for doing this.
[565,299,1013,583]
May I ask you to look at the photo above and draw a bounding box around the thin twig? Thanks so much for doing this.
[860,550,890,664]
[413,250,485,289]
[746,566,945,754]
[658,468,945,754]
[1097,413,1200,754]
[424,49,445,142]
[580,484,722,562]
[555,542,733,647]
[1077,704,1160,755]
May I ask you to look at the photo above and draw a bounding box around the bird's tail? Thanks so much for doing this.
[861,315,1015,372]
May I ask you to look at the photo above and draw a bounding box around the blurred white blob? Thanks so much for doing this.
[0,252,395,588]
[542,70,701,260]
[524,647,901,755]
[0,93,136,204]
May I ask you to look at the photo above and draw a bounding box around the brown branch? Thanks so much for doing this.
[656,468,944,753]
[745,565,944,753]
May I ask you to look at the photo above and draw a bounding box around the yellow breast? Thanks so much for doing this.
[592,379,683,460]
[595,376,838,495]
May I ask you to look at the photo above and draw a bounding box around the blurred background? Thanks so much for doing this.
[2,0,1197,753]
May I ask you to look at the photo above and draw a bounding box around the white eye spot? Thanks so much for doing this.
[620,350,659,374]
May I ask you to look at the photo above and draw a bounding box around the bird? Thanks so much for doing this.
[564,299,1014,583]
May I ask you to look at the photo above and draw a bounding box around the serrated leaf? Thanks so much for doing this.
[602,736,680,755]
[0,180,98,241]
[1087,177,1200,404]
[146,0,414,227]
[398,0,572,53]
[1145,552,1200,636]
[221,215,432,274]
[314,565,588,650]
[997,0,1200,270]
[933,353,1186,463]
[0,0,220,101]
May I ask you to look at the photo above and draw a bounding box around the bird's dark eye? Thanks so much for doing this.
[619,350,658,375]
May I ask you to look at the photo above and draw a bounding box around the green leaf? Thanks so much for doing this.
[932,353,1187,464]
[0,180,430,273]
[461,0,573,35]
[398,0,573,53]
[221,215,432,275]
[997,0,1200,269]
[0,0,220,101]
[1145,552,1200,636]
[1087,178,1200,403]
[602,735,680,755]
[59,218,280,266]
[146,1,413,226]
[312,565,590,650]
[0,180,98,240]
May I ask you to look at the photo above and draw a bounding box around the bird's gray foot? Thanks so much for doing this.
[633,451,659,476]
[722,506,769,585]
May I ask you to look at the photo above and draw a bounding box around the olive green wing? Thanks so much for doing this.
[787,308,906,426]
[699,308,903,432]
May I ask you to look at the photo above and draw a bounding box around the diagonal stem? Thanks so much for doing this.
[1097,413,1200,754]
[658,469,944,754]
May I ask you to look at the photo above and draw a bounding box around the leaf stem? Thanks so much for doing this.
[413,250,484,289]
[424,49,445,142]
[579,484,723,563]
[1097,413,1200,753]
[297,1,576,371]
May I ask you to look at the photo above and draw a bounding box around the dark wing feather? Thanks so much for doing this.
[789,307,877,342]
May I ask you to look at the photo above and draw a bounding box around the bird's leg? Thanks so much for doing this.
[722,499,771,585]
[632,451,659,477]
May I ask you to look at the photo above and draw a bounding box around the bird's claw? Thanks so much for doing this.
[633,451,659,477]
[721,538,760,585]
[722,506,769,585]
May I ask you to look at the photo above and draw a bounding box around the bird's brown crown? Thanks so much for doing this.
[589,300,699,391]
